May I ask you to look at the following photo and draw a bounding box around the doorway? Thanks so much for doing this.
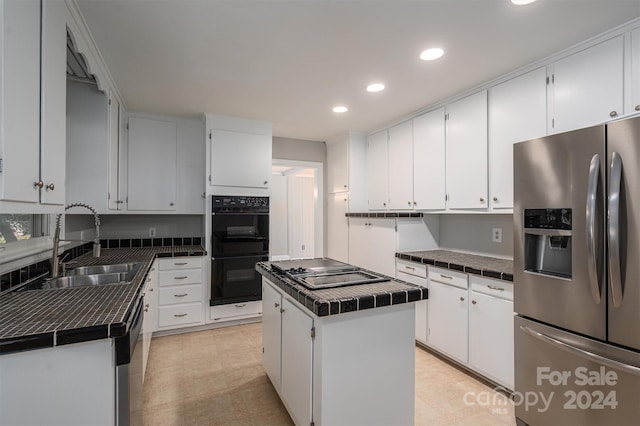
[269,160,323,260]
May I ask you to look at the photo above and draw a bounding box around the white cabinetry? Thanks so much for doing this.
[327,136,348,193]
[206,113,272,193]
[327,193,349,263]
[427,267,469,364]
[387,121,413,210]
[413,108,446,210]
[626,29,640,114]
[445,91,488,210]
[396,259,428,344]
[142,262,157,379]
[0,0,65,210]
[127,116,177,211]
[107,91,125,210]
[548,36,623,134]
[156,257,204,330]
[468,276,514,389]
[326,131,366,208]
[366,130,389,210]
[488,68,547,209]
[262,281,282,390]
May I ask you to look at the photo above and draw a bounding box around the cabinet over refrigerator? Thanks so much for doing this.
[513,115,640,426]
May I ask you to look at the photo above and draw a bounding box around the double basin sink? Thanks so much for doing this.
[43,262,141,289]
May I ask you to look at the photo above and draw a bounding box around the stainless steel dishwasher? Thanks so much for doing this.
[115,299,144,426]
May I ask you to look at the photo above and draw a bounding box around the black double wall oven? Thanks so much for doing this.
[210,195,269,306]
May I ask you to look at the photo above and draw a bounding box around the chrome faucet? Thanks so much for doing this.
[51,203,101,279]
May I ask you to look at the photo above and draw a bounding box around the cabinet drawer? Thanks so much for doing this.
[210,301,262,322]
[396,259,427,278]
[158,303,202,328]
[428,266,468,289]
[158,269,202,286]
[158,284,202,306]
[397,270,427,288]
[158,257,203,271]
[470,275,513,301]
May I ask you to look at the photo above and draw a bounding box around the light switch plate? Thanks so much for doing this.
[149,227,156,238]
[492,228,503,243]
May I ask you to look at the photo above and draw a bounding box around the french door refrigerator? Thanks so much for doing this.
[513,115,640,426]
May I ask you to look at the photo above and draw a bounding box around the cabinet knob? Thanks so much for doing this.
[344,185,347,188]
[264,180,268,185]
[480,197,485,203]
[610,111,618,118]
[275,302,280,308]
[472,300,477,305]
[493,197,498,202]
[460,297,465,302]
[201,193,206,199]
[280,308,285,313]
[383,202,387,207]
[635,105,640,112]
[116,200,124,204]
[169,202,174,206]
[149,287,154,291]
[344,198,347,202]
[413,201,417,205]
[34,180,44,188]
[45,183,55,191]
[408,201,411,206]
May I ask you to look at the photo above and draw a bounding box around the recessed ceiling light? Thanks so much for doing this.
[333,106,348,113]
[420,47,444,61]
[366,83,385,93]
[511,0,536,5]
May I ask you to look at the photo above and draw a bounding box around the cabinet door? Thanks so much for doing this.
[427,281,468,363]
[469,292,514,389]
[127,117,177,211]
[327,193,349,263]
[262,281,282,390]
[413,108,446,210]
[0,0,41,203]
[281,298,313,426]
[397,270,428,344]
[327,138,348,193]
[210,129,270,188]
[107,91,121,210]
[549,36,623,134]
[387,121,413,210]
[489,68,547,209]
[628,29,640,114]
[445,91,488,209]
[367,219,396,277]
[347,218,368,271]
[39,0,66,206]
[366,130,389,210]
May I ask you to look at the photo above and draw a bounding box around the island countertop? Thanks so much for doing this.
[256,260,427,317]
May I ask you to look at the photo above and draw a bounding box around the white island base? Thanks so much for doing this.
[262,278,416,426]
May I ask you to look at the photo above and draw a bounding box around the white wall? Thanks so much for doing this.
[269,174,288,258]
[287,174,315,258]
[437,214,513,258]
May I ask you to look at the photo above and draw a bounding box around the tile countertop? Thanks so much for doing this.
[396,250,514,282]
[256,261,427,317]
[0,246,206,355]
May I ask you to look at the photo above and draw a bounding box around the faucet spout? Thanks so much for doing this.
[51,203,101,279]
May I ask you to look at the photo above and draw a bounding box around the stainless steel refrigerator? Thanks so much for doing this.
[514,115,640,426]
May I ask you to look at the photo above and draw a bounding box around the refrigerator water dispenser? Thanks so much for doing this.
[523,208,572,279]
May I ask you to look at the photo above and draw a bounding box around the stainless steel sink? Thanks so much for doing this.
[67,262,140,276]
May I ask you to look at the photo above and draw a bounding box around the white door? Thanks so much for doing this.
[262,282,282,390]
[427,281,468,363]
[469,292,514,389]
[445,91,488,209]
[387,121,413,210]
[210,130,270,188]
[281,298,313,426]
[366,130,389,210]
[327,193,349,263]
[549,36,623,134]
[489,67,547,209]
[127,117,177,211]
[327,138,348,193]
[413,108,446,210]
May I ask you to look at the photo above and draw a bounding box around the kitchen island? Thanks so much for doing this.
[256,259,427,426]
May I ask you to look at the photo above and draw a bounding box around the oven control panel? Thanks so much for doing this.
[212,195,269,211]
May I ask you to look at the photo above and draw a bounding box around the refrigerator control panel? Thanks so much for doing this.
[524,208,572,230]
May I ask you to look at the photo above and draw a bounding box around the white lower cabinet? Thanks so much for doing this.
[396,259,428,344]
[156,257,205,331]
[262,282,282,389]
[142,262,157,379]
[468,276,514,389]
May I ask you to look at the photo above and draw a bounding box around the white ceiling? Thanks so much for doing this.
[76,0,640,142]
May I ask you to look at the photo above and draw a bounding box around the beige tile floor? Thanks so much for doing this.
[143,322,516,426]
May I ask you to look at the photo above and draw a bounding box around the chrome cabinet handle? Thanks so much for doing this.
[144,306,149,312]
[459,297,465,301]
[408,201,411,206]
[471,300,477,305]
[174,293,188,297]
[235,303,246,308]
[586,154,602,305]
[174,313,187,317]
[383,202,387,207]
[34,180,44,188]
[174,262,188,266]
[405,266,415,270]
[487,285,505,292]
[520,325,640,376]
[439,274,453,280]
[413,201,417,205]
[46,183,55,191]
[280,308,285,313]
[343,184,347,188]
[480,197,485,203]
[610,111,618,118]
[169,202,174,206]
[174,276,188,280]
[608,152,623,308]
[493,197,498,202]
[116,200,124,204]
[149,288,154,292]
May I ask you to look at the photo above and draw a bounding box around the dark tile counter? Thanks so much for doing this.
[256,261,427,317]
[0,246,205,355]
[396,250,514,282]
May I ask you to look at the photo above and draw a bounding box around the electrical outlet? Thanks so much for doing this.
[492,228,503,243]
[149,227,156,238]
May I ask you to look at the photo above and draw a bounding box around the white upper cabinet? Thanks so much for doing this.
[107,91,123,210]
[327,192,349,263]
[210,130,271,189]
[326,131,367,210]
[127,117,177,211]
[445,91,488,210]
[366,130,389,210]
[413,108,446,210]
[327,136,348,193]
[387,121,413,210]
[548,36,624,134]
[626,29,640,115]
[488,68,547,210]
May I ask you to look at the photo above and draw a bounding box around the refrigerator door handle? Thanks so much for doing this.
[520,325,640,376]
[608,152,623,308]
[586,154,602,304]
